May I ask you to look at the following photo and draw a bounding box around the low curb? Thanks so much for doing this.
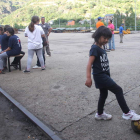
[0,88,63,140]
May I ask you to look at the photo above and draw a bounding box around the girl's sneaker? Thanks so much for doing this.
[23,70,30,73]
[41,67,45,70]
[32,65,41,69]
[122,110,140,121]
[95,112,112,120]
[0,70,5,74]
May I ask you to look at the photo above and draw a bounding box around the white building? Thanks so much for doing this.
[104,14,114,22]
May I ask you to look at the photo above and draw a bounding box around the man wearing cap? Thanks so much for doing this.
[96,17,110,52]
[96,17,104,29]
[119,24,124,43]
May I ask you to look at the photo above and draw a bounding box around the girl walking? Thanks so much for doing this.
[85,26,140,121]
[24,16,45,73]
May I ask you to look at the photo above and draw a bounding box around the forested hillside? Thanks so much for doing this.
[0,0,140,29]
[0,0,32,19]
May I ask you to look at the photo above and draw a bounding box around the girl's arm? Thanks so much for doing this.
[47,27,53,36]
[111,25,114,31]
[41,34,45,37]
[85,56,95,88]
[1,47,11,54]
[110,28,114,31]
[25,33,28,37]
[40,26,45,38]
[4,47,11,52]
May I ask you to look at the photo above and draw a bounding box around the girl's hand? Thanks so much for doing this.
[85,78,92,88]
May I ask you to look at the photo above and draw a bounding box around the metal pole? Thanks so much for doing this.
[90,9,91,29]
[37,0,38,14]
[135,0,136,31]
[116,18,117,30]
[59,18,60,28]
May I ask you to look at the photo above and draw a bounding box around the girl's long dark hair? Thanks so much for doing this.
[7,27,15,36]
[4,25,10,32]
[0,27,4,35]
[28,16,40,32]
[92,26,112,43]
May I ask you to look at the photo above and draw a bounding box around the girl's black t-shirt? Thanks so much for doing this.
[90,45,115,89]
[90,45,110,74]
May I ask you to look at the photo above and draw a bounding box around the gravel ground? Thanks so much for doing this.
[0,93,50,140]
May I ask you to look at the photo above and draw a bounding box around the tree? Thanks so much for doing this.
[14,23,20,29]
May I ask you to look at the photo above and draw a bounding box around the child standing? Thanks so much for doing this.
[24,16,45,73]
[85,26,140,121]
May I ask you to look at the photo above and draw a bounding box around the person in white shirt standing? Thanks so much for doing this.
[24,16,45,73]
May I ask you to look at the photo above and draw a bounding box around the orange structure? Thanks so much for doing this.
[67,20,75,26]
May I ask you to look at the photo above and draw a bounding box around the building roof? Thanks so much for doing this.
[68,20,74,22]
[105,14,114,16]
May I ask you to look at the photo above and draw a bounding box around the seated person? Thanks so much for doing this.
[0,27,4,51]
[0,27,23,74]
[1,25,10,51]
[1,25,25,70]
[1,25,10,69]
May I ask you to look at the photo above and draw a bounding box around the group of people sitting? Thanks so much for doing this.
[0,25,25,74]
[0,16,52,74]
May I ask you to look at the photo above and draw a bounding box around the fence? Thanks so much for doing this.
[51,19,140,31]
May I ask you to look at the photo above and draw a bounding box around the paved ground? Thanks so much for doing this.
[0,93,49,140]
[0,32,140,140]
